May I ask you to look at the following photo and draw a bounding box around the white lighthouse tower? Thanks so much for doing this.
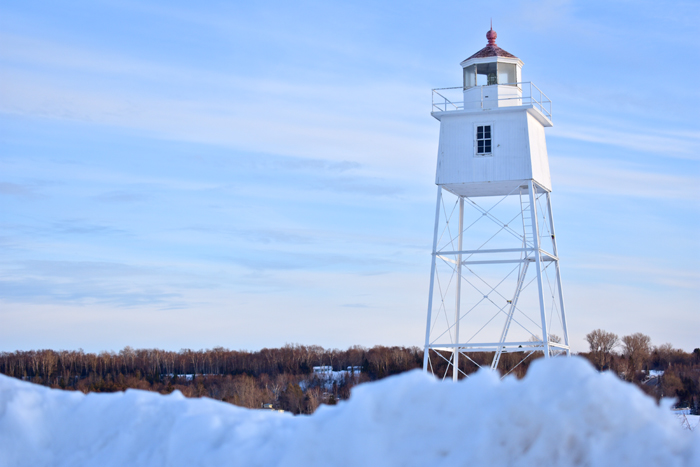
[423,27,570,379]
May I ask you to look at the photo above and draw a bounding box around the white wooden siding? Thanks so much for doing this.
[526,112,552,191]
[435,106,551,196]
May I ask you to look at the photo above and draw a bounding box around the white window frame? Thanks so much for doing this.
[474,123,494,157]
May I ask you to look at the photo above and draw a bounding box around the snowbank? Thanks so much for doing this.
[0,357,697,467]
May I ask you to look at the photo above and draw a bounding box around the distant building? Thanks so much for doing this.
[312,365,362,374]
[642,370,664,385]
[261,403,284,413]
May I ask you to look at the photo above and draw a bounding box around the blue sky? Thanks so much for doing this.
[1,0,698,353]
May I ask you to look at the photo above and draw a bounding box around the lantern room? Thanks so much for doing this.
[430,26,554,198]
[461,27,523,110]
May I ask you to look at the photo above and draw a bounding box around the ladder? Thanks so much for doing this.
[490,186,536,370]
[519,186,534,250]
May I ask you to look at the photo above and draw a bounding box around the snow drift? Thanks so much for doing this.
[0,357,697,467]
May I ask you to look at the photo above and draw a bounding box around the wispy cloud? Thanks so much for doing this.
[515,0,575,31]
[8,260,145,278]
[0,182,41,198]
[93,190,151,203]
[552,125,700,161]
[0,277,184,308]
[0,260,205,308]
[314,176,405,197]
[221,250,402,273]
[0,219,130,238]
[570,254,700,290]
[0,32,435,176]
[258,158,361,173]
[554,156,700,199]
[51,219,129,236]
[341,303,369,308]
[181,227,315,245]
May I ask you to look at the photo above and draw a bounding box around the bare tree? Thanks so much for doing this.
[621,332,652,377]
[526,334,564,356]
[585,329,619,370]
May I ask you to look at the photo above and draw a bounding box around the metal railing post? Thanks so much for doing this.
[430,82,550,120]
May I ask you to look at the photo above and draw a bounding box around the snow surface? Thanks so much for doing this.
[0,357,698,467]
[679,414,700,431]
[300,366,361,391]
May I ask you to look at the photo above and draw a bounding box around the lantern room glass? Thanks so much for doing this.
[463,62,518,88]
[476,63,497,86]
[497,63,516,85]
[463,65,476,89]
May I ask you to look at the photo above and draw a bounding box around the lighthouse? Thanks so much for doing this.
[423,27,570,379]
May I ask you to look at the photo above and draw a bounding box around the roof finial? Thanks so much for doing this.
[486,22,497,46]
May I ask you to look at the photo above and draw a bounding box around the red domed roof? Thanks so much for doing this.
[486,28,497,45]
[463,27,517,61]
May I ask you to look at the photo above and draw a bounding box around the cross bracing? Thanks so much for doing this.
[423,181,570,380]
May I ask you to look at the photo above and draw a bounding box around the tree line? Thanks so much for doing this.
[1,333,698,415]
[0,345,423,414]
[582,329,700,413]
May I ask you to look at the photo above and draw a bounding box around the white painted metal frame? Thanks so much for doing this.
[423,180,570,379]
[431,82,552,120]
